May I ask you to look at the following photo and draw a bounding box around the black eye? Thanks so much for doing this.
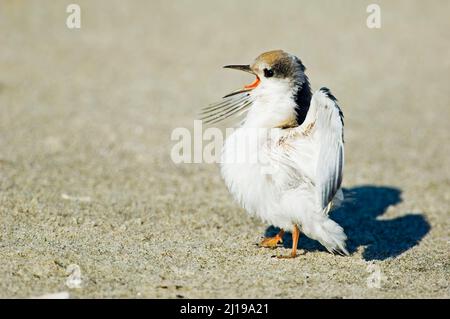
[263,68,274,78]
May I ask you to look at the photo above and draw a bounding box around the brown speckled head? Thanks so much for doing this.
[221,50,311,125]
[254,50,289,66]
[251,50,305,80]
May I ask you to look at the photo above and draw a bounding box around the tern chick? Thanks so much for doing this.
[202,50,347,258]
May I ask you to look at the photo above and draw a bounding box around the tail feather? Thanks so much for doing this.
[303,217,349,255]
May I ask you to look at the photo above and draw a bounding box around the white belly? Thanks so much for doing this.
[220,128,315,230]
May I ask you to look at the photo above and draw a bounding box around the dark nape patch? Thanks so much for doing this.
[294,78,312,125]
[294,57,306,72]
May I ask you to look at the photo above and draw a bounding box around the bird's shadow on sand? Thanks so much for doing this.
[265,186,430,261]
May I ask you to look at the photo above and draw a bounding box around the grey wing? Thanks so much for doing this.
[312,88,345,211]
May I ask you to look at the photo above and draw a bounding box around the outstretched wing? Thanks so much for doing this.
[199,92,253,125]
[310,88,344,211]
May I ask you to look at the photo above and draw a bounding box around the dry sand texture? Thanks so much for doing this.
[0,0,449,298]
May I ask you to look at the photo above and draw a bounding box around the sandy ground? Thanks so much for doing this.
[0,0,449,298]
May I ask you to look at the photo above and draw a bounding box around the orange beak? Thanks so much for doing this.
[222,64,260,98]
[244,77,260,90]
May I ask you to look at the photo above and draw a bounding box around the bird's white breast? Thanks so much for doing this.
[220,126,317,230]
[244,78,297,128]
[221,128,275,222]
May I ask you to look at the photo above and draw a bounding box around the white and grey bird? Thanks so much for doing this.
[201,50,347,258]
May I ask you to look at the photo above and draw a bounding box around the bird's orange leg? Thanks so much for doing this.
[277,225,300,259]
[259,229,285,248]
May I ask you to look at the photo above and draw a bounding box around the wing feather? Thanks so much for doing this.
[312,88,345,211]
[199,93,253,125]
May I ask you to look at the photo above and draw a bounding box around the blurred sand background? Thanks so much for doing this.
[0,0,449,298]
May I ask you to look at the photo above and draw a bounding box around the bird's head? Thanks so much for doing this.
[201,50,311,127]
[223,50,307,99]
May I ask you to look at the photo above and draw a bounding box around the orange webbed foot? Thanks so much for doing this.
[272,225,301,259]
[258,229,285,249]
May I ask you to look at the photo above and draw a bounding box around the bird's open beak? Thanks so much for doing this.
[223,64,260,98]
